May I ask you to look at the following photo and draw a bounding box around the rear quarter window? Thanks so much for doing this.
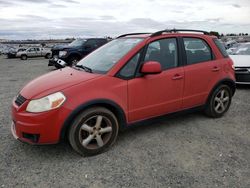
[213,39,229,58]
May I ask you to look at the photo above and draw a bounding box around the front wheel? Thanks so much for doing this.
[68,107,119,156]
[45,53,51,59]
[205,85,232,118]
[68,56,80,66]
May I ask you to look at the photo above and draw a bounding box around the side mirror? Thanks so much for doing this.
[140,61,162,74]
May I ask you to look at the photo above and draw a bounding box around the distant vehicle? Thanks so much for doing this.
[226,43,243,55]
[48,38,108,68]
[230,42,250,84]
[225,40,238,49]
[16,47,52,60]
[7,48,26,58]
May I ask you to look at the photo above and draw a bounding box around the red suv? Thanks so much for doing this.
[11,29,235,156]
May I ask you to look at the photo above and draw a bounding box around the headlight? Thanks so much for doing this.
[59,51,67,57]
[26,92,66,113]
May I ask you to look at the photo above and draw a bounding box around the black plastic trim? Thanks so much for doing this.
[126,105,205,129]
[206,78,236,105]
[117,33,151,38]
[151,29,209,37]
[60,99,127,141]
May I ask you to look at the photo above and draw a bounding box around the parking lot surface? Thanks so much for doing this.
[0,56,249,188]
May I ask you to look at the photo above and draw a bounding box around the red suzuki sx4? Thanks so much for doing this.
[11,29,235,156]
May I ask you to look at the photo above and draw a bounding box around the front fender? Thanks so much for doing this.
[59,99,127,141]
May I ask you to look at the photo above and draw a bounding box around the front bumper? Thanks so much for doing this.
[48,58,67,68]
[235,67,250,84]
[11,99,64,144]
[48,57,58,66]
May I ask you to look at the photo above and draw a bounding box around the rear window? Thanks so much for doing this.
[213,39,229,58]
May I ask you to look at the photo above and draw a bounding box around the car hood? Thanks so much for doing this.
[52,44,68,51]
[20,67,101,99]
[230,55,250,67]
[52,45,79,51]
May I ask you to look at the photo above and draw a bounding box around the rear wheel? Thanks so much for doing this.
[21,55,27,60]
[68,107,119,156]
[205,85,232,118]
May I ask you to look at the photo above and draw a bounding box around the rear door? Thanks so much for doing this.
[182,37,221,109]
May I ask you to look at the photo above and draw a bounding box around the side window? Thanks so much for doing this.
[184,38,213,65]
[213,38,229,58]
[85,39,97,48]
[97,39,107,46]
[28,48,35,52]
[118,52,141,79]
[36,48,40,51]
[144,38,178,70]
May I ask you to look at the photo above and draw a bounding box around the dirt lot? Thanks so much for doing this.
[0,55,249,188]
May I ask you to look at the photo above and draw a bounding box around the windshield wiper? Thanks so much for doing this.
[75,65,93,73]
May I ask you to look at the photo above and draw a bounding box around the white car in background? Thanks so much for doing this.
[230,42,250,84]
[226,43,242,55]
[16,47,51,60]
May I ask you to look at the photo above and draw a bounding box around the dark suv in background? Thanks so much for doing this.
[48,38,108,68]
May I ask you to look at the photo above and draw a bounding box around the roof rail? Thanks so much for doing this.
[117,33,151,38]
[151,29,210,37]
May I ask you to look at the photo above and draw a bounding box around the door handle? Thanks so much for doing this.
[212,66,220,72]
[172,74,183,80]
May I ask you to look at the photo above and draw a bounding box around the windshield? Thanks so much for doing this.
[234,44,250,55]
[68,39,87,47]
[77,38,143,74]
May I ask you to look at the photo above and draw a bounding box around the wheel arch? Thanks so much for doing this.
[206,78,236,104]
[60,99,127,141]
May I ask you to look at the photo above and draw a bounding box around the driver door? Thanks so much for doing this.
[28,48,37,57]
[127,38,184,122]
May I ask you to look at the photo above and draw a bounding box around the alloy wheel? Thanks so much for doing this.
[213,89,230,114]
[78,115,113,150]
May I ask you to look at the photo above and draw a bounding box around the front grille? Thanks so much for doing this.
[235,67,250,74]
[15,94,27,106]
[52,50,59,57]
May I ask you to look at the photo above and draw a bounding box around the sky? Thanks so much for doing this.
[0,0,249,39]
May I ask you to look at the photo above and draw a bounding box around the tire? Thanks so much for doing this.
[68,107,119,156]
[205,84,232,118]
[45,53,51,59]
[21,55,27,60]
[68,56,80,66]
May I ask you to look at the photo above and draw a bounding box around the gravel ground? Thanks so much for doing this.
[0,55,250,188]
